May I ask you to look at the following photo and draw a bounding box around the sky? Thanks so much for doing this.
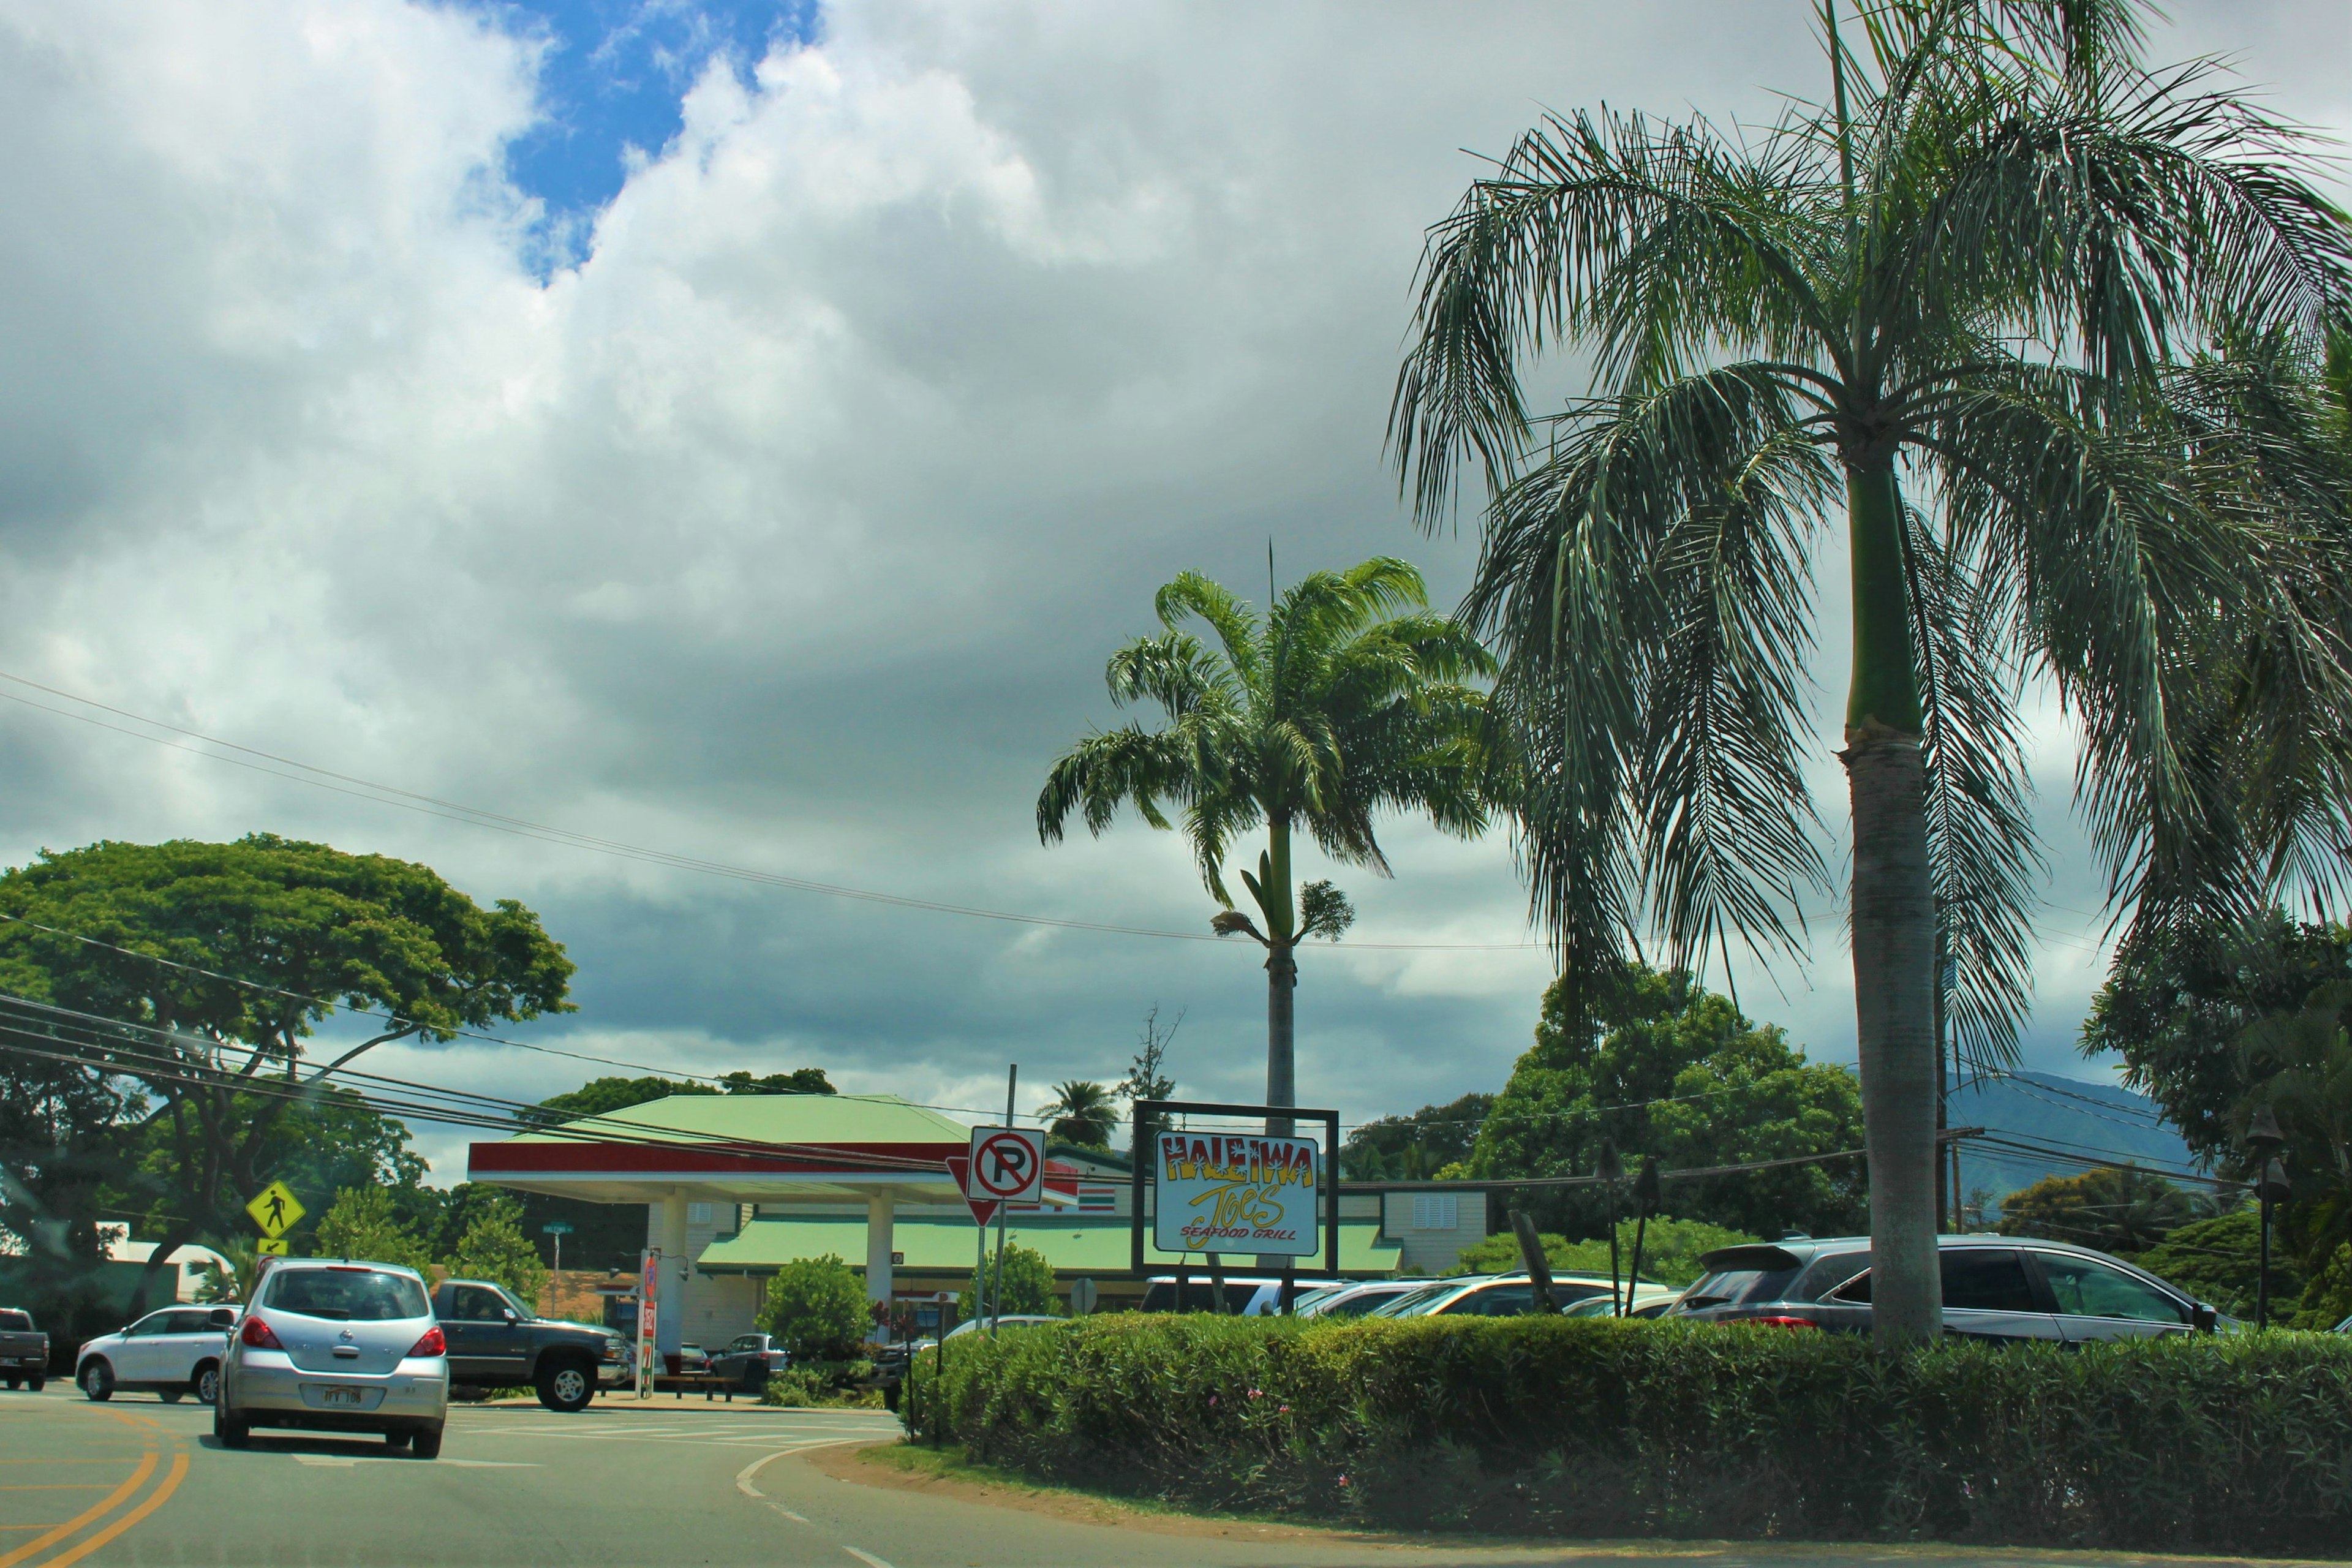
[0,0,2345,1183]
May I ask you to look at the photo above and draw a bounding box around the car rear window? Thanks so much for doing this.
[0,1310,31,1332]
[1679,1267,1801,1309]
[266,1268,428,1322]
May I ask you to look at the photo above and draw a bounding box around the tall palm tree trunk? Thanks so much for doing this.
[1264,813,1298,1139]
[1844,461,1941,1346]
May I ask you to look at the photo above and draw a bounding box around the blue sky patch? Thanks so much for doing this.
[471,1,821,266]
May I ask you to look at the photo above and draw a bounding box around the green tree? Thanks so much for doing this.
[314,1185,432,1271]
[0,834,573,1308]
[446,1195,549,1307]
[959,1241,1058,1319]
[1342,1093,1493,1181]
[1994,1167,2214,1255]
[1036,1081,1117,1148]
[0,1054,141,1343]
[1039,559,1496,1132]
[532,1068,835,1125]
[1390,2,2352,1343]
[759,1254,868,1360]
[1115,1004,1182,1109]
[2132,1211,2296,1321]
[1452,1215,1760,1286]
[1472,963,1866,1242]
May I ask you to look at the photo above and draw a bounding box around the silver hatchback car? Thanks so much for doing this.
[215,1259,449,1457]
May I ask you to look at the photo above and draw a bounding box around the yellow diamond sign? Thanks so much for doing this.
[245,1181,304,1240]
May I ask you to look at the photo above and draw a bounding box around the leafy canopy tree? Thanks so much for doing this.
[0,1054,142,1343]
[2132,1212,2291,1322]
[1390,0,2352,1343]
[0,835,573,1306]
[314,1185,432,1272]
[1471,963,1867,1242]
[760,1254,869,1360]
[1036,1081,1117,1148]
[1453,1215,1760,1286]
[447,1194,549,1307]
[1341,1093,1493,1182]
[1994,1166,2215,1256]
[960,1241,1057,1319]
[1039,559,1496,1131]
[532,1068,835,1125]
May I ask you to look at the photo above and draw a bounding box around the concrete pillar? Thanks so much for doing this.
[865,1193,895,1341]
[657,1193,688,1354]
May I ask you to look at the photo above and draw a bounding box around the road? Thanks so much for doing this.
[0,1383,2296,1567]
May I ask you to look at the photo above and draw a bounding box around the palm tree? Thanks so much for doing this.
[1038,1080,1120,1148]
[1039,558,1496,1133]
[1390,0,2352,1343]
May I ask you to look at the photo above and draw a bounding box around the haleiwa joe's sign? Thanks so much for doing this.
[1152,1131,1320,1257]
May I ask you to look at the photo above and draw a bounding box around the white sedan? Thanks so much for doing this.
[76,1305,236,1404]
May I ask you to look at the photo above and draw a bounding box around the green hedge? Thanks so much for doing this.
[907,1315,2352,1553]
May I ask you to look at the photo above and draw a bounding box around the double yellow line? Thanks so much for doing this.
[0,1411,187,1568]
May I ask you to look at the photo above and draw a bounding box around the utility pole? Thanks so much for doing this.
[989,1064,1017,1335]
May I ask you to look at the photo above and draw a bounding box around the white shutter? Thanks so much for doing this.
[1411,1194,1458,1231]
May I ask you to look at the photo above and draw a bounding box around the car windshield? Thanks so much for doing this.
[266,1267,428,1322]
[1676,1266,1800,1310]
[1366,1281,1470,1317]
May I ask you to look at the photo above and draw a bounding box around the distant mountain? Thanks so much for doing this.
[1949,1070,2198,1203]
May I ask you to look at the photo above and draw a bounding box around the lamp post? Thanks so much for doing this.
[2246,1103,2286,1330]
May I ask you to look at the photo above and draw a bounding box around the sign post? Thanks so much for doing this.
[541,1219,573,1276]
[1129,1101,1340,1303]
[960,1114,1042,1332]
[636,1248,660,1400]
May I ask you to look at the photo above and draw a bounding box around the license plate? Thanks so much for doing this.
[320,1386,364,1407]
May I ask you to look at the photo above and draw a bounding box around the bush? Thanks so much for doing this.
[315,1187,432,1272]
[2132,1211,2296,1321]
[957,1242,1058,1318]
[759,1357,878,1408]
[445,1199,549,1305]
[917,1314,2352,1552]
[760,1255,868,1359]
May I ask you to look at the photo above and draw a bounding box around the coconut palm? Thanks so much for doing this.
[1038,558,1496,1132]
[1390,0,2352,1343]
[1038,1080,1120,1148]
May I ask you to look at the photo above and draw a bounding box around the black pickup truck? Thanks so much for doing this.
[0,1308,45,1390]
[429,1279,625,1411]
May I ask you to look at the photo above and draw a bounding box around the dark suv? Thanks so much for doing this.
[1666,1235,2222,1342]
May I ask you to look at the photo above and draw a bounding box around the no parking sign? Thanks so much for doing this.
[967,1126,1044,1204]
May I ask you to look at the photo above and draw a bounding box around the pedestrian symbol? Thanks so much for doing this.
[245,1180,305,1240]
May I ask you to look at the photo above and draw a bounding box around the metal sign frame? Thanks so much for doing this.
[1128,1100,1340,1281]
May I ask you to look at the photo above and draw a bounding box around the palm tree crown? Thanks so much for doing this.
[1038,557,1496,1123]
[1038,1079,1120,1148]
[1390,0,2352,1341]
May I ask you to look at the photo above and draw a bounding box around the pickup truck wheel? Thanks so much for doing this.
[193,1363,220,1406]
[78,1361,113,1402]
[24,1376,39,1393]
[410,1424,443,1460]
[536,1359,593,1412]
[3,1376,17,1390]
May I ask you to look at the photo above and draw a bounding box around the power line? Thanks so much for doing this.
[0,671,1547,953]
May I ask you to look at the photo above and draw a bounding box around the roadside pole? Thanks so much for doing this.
[636,1247,659,1401]
[989,1064,1017,1335]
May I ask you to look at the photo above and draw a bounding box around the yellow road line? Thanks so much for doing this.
[42,1450,188,1568]
[0,1450,153,1568]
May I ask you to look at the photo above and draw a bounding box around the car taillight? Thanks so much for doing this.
[1747,1315,1820,1330]
[240,1316,283,1349]
[406,1326,445,1358]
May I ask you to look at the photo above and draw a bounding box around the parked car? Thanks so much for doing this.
[429,1277,622,1411]
[940,1315,1064,1338]
[75,1306,235,1404]
[676,1341,711,1375]
[707,1333,787,1392]
[1293,1280,1442,1319]
[1139,1276,1354,1314]
[1664,1235,2222,1341]
[215,1259,449,1457]
[1367,1272,1632,1317]
[0,1308,47,1391]
[1559,1284,1681,1317]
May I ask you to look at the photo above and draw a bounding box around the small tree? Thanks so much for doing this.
[447,1197,549,1307]
[315,1186,431,1271]
[759,1255,867,1360]
[959,1242,1057,1319]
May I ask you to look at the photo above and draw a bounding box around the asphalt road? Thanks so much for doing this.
[0,1382,2307,1568]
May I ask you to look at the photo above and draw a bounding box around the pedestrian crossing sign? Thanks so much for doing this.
[246,1180,304,1239]
[255,1238,291,1256]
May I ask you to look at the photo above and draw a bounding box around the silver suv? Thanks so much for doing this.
[215,1259,450,1457]
[1665,1235,2223,1341]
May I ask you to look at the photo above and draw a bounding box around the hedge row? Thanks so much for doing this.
[907,1315,2352,1553]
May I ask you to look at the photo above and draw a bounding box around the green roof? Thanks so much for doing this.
[498,1093,970,1147]
[699,1214,1401,1277]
